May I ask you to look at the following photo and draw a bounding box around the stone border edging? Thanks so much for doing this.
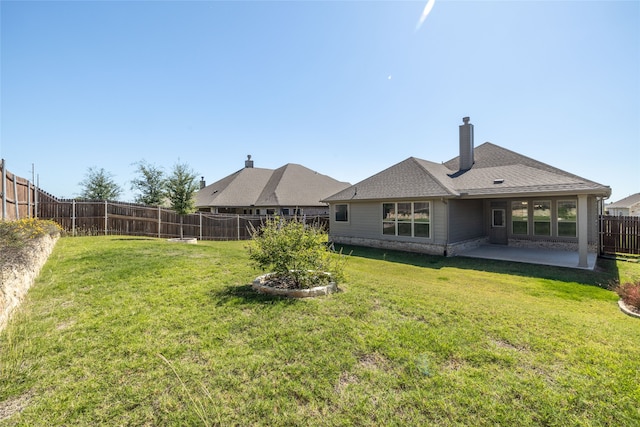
[252,273,337,298]
[618,300,640,319]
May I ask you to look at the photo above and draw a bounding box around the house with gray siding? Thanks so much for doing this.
[322,117,611,268]
[196,156,350,216]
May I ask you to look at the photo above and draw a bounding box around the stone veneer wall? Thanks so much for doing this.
[507,238,598,253]
[331,236,446,256]
[445,237,490,257]
[0,235,58,332]
[331,235,596,258]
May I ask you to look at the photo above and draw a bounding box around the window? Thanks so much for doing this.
[281,208,290,216]
[266,209,275,215]
[382,202,430,238]
[557,200,577,237]
[511,201,528,235]
[533,200,551,236]
[492,209,505,227]
[335,204,348,222]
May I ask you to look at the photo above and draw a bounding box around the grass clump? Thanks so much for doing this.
[247,216,347,288]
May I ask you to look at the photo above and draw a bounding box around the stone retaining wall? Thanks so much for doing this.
[0,235,58,332]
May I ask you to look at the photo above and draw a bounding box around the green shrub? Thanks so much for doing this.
[247,216,347,288]
[615,281,640,311]
[0,218,62,247]
[0,219,62,266]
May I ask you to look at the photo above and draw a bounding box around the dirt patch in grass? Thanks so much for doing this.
[0,390,34,422]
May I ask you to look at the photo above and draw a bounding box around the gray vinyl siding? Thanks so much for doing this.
[329,200,447,245]
[448,199,484,243]
[587,196,599,244]
[330,202,380,238]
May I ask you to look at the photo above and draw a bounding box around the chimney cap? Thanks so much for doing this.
[462,116,470,124]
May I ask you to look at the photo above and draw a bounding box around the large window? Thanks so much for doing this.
[382,202,430,238]
[557,200,577,237]
[511,201,528,235]
[533,200,551,236]
[335,204,348,222]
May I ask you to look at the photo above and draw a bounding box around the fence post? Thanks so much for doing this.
[158,205,161,239]
[1,159,5,220]
[237,214,240,240]
[35,174,39,219]
[27,181,32,218]
[104,200,108,235]
[199,211,203,241]
[72,199,76,236]
[13,175,19,220]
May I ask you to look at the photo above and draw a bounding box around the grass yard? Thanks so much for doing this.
[1,236,639,426]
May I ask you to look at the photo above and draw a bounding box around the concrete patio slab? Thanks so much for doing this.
[458,244,597,270]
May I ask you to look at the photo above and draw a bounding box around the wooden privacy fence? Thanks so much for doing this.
[0,159,38,221]
[600,215,640,256]
[37,197,329,241]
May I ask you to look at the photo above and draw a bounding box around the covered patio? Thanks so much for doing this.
[458,244,598,270]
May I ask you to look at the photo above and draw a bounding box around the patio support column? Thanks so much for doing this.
[578,194,588,268]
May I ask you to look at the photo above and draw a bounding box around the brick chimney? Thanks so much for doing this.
[245,155,254,168]
[459,116,474,171]
[199,176,206,189]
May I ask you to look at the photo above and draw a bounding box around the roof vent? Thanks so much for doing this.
[493,178,504,184]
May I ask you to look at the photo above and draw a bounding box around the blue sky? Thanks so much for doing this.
[1,0,638,203]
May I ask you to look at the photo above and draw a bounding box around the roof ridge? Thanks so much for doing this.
[410,157,459,196]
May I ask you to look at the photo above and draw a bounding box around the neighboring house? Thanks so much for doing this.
[196,156,350,216]
[322,117,611,267]
[606,193,640,217]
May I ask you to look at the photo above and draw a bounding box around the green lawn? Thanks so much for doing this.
[1,236,639,426]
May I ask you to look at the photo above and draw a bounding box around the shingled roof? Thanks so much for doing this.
[607,193,640,208]
[196,163,350,208]
[323,142,610,202]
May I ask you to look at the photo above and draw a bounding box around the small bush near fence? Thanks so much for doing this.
[615,281,640,311]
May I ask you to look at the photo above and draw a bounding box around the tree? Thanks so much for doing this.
[130,160,166,206]
[79,167,122,200]
[165,161,198,238]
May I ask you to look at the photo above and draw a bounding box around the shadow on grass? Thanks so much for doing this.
[336,244,619,288]
[210,283,302,306]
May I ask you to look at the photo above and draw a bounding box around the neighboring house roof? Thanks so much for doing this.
[196,163,350,208]
[323,142,611,202]
[607,193,640,209]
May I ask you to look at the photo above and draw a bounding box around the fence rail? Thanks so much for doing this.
[37,198,328,241]
[600,215,640,256]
